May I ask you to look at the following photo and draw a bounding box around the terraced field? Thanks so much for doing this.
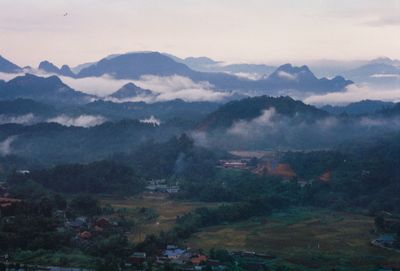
[185,208,400,270]
[101,195,219,243]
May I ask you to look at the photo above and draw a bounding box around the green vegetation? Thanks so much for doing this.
[187,208,400,270]
[8,160,145,195]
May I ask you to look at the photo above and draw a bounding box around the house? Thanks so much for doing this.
[164,246,186,259]
[319,171,332,182]
[373,234,396,247]
[16,169,30,175]
[371,233,396,249]
[190,254,208,265]
[207,260,227,271]
[0,197,21,209]
[166,186,180,194]
[79,231,92,239]
[95,217,109,228]
[0,183,8,196]
[0,197,22,217]
[128,252,147,265]
[67,216,88,229]
[146,179,167,191]
[219,160,248,170]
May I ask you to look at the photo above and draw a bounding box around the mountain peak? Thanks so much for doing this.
[2,74,92,105]
[276,63,312,74]
[38,60,60,73]
[0,55,22,73]
[110,82,153,100]
[38,61,76,77]
[10,73,63,85]
[78,51,193,79]
[60,65,75,77]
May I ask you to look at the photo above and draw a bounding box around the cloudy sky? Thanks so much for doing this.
[0,0,399,67]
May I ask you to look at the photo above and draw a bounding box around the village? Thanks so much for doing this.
[218,150,331,185]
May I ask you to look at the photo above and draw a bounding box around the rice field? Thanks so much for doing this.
[185,208,400,270]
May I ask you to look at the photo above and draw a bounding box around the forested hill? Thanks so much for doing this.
[197,96,329,131]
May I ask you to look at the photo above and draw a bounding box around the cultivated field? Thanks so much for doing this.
[101,195,219,243]
[186,208,400,270]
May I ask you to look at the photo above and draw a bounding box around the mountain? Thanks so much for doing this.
[168,55,221,71]
[197,95,329,131]
[321,100,395,115]
[59,65,75,77]
[76,52,259,91]
[378,102,400,117]
[38,61,76,77]
[77,52,352,93]
[82,99,220,122]
[109,83,154,100]
[38,61,59,74]
[164,54,275,77]
[343,57,400,86]
[262,64,352,93]
[369,57,400,67]
[0,119,186,164]
[0,98,57,116]
[0,55,21,73]
[78,52,194,79]
[0,74,93,105]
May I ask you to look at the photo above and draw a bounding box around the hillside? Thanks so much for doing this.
[0,55,21,73]
[0,119,186,164]
[321,100,395,115]
[198,95,329,131]
[0,74,93,105]
[76,52,352,93]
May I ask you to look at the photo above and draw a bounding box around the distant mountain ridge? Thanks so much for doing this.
[0,73,93,105]
[198,95,329,131]
[76,52,352,93]
[38,60,76,77]
[109,83,154,100]
[321,100,395,115]
[0,98,57,116]
[262,64,352,93]
[165,54,276,77]
[0,55,21,73]
[343,57,400,87]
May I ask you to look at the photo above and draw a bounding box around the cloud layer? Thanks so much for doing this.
[304,84,400,105]
[0,136,17,156]
[47,114,106,127]
[0,72,230,102]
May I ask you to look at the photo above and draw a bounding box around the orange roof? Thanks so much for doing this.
[319,171,332,182]
[272,164,296,178]
[252,162,296,179]
[0,197,22,203]
[79,231,92,239]
[191,254,207,265]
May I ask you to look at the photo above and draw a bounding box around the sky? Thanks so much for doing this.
[0,0,399,67]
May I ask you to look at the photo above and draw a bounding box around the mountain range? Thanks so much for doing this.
[321,100,395,115]
[197,95,329,131]
[341,57,400,87]
[0,73,93,105]
[109,83,154,100]
[0,52,353,96]
[38,61,76,77]
[75,52,352,93]
[0,55,22,73]
[165,54,276,78]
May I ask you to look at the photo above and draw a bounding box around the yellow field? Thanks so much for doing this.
[100,197,400,269]
[101,195,219,243]
[185,208,400,269]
